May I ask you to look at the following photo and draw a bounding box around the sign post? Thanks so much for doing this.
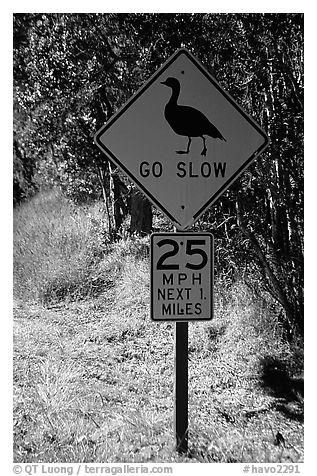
[95,47,269,455]
[175,320,188,454]
[151,232,213,453]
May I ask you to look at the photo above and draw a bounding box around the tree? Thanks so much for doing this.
[190,14,303,336]
[13,13,152,233]
[13,14,303,334]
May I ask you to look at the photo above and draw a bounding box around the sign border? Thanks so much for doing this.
[150,232,214,322]
[95,48,269,230]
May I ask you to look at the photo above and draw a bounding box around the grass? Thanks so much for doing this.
[14,189,105,303]
[13,189,148,304]
[13,190,304,463]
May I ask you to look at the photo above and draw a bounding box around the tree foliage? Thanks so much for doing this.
[13,13,303,335]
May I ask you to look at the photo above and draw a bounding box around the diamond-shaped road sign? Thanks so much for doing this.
[95,48,269,230]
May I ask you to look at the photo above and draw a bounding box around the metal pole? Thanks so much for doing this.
[174,320,188,454]
[174,227,188,454]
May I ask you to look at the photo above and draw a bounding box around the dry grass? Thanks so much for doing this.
[13,190,304,463]
[14,190,109,304]
[13,278,303,463]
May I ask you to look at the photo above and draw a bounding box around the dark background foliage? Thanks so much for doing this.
[13,13,303,337]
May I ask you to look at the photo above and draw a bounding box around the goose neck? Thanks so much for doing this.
[168,85,180,105]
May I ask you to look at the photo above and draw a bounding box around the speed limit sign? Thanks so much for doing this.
[151,233,214,321]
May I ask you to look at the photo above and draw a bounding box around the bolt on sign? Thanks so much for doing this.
[151,233,213,321]
[94,48,269,230]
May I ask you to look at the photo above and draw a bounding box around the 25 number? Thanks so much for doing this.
[156,239,208,271]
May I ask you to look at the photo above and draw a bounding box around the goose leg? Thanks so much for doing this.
[201,136,207,156]
[176,137,191,155]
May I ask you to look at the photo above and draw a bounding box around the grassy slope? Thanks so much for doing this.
[13,191,304,463]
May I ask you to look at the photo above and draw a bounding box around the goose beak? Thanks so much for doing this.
[161,80,167,85]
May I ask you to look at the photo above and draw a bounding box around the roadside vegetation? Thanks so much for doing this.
[13,12,303,465]
[14,13,304,336]
[13,190,304,463]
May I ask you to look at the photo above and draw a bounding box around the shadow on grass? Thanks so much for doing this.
[207,324,227,341]
[259,356,304,422]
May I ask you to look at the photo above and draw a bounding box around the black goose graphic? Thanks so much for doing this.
[161,77,226,156]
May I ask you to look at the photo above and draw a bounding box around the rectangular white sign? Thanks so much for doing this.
[151,233,214,321]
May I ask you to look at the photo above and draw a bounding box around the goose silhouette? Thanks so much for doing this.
[161,77,226,156]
